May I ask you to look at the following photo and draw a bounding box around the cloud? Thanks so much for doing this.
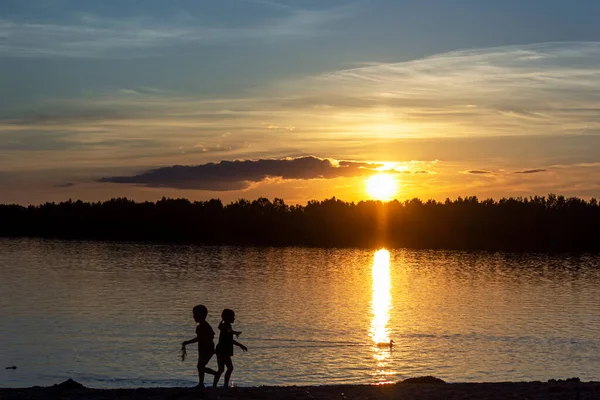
[0,129,163,152]
[4,42,600,186]
[338,161,374,169]
[191,142,251,154]
[514,169,547,174]
[0,130,78,151]
[0,108,130,126]
[0,6,349,58]
[99,156,383,190]
[12,41,599,143]
[235,0,293,10]
[466,170,493,174]
[263,122,296,131]
[275,42,600,138]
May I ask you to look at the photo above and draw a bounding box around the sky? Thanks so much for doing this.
[2,0,600,205]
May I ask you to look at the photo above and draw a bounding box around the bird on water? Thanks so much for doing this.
[376,340,394,348]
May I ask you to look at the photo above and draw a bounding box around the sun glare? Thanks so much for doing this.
[371,249,392,345]
[366,174,398,201]
[370,248,395,383]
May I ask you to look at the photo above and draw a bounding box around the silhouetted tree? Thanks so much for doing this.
[0,194,599,252]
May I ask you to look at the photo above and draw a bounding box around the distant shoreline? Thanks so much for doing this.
[2,194,600,252]
[2,379,599,400]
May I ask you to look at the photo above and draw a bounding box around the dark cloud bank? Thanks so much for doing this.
[99,156,383,191]
[100,157,549,190]
[514,169,547,174]
[467,169,548,175]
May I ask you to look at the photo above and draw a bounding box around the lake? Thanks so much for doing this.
[1,238,599,388]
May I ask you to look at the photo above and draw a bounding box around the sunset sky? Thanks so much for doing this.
[2,0,600,205]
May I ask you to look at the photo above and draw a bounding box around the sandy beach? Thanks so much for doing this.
[1,378,599,400]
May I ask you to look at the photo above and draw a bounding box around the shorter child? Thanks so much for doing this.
[213,308,247,388]
[181,305,217,392]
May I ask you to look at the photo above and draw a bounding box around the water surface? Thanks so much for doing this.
[1,239,599,388]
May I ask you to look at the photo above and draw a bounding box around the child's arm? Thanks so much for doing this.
[180,337,198,362]
[233,340,248,352]
[182,337,199,346]
[224,323,241,338]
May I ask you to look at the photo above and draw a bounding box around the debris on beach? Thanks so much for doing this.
[548,377,581,383]
[53,379,86,390]
[2,380,600,400]
[399,376,446,384]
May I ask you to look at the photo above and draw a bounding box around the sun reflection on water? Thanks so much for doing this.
[370,248,395,383]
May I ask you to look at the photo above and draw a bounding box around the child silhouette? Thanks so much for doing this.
[213,308,247,388]
[181,305,217,393]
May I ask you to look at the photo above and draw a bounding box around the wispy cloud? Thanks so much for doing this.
[235,0,294,11]
[55,182,75,188]
[281,42,600,138]
[0,7,349,58]
[0,17,188,58]
[514,169,547,174]
[3,42,600,202]
[0,129,163,152]
[7,42,600,136]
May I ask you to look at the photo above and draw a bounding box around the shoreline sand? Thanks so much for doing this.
[1,378,599,399]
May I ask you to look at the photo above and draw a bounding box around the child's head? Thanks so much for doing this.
[221,308,235,323]
[192,304,208,323]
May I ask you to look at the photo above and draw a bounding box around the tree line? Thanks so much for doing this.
[0,194,598,252]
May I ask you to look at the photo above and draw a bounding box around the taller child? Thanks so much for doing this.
[181,305,217,392]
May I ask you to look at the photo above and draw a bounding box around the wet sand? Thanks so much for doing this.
[1,378,599,400]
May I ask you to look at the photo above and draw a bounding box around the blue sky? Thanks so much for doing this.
[2,0,600,204]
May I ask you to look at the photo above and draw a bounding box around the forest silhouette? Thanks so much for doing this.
[1,194,598,252]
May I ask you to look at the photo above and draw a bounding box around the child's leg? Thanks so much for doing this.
[204,366,217,376]
[196,361,205,388]
[197,353,213,387]
[213,354,225,388]
[223,356,234,388]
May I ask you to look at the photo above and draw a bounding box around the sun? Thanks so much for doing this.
[366,174,398,201]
